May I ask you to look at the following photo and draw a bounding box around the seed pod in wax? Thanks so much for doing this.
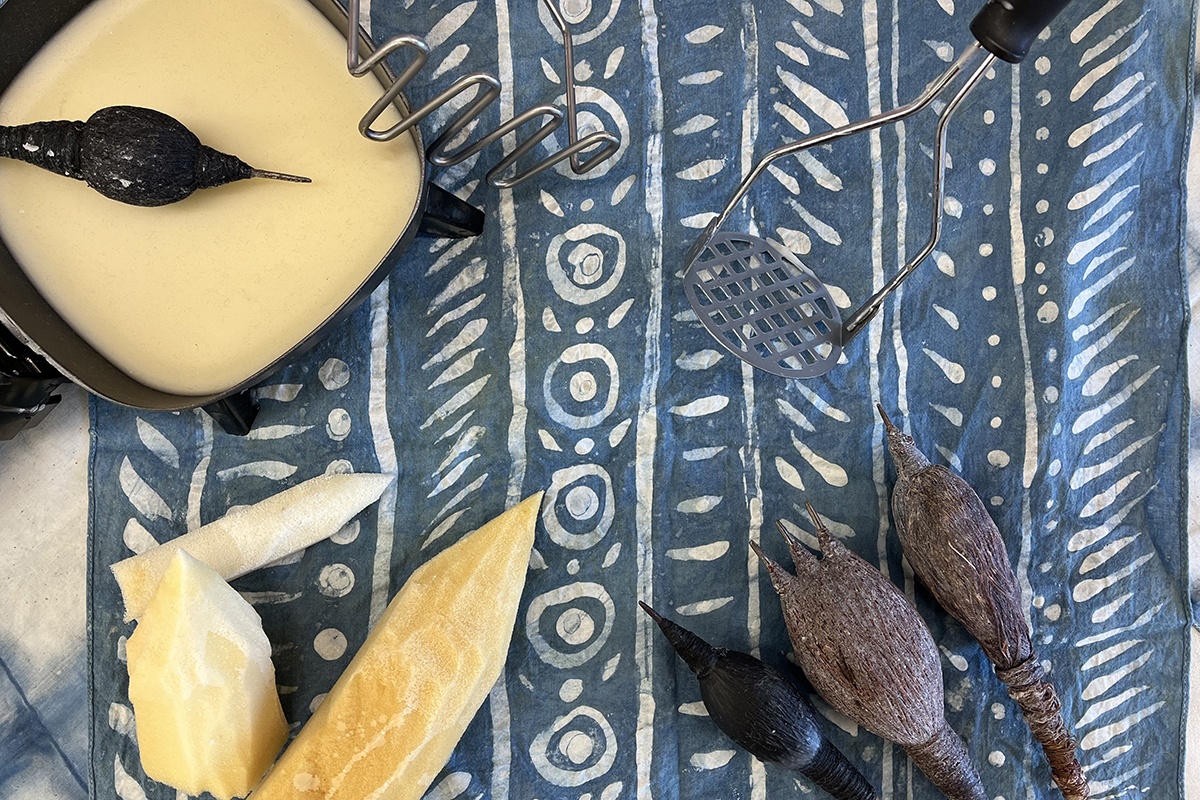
[0,106,309,206]
[879,406,1089,800]
[639,602,877,800]
[753,504,986,800]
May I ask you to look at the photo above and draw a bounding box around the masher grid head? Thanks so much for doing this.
[684,232,843,379]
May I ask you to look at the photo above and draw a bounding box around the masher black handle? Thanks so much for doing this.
[970,0,1073,64]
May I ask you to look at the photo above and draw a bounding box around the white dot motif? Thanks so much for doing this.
[566,485,600,520]
[331,520,360,545]
[560,731,595,765]
[1037,301,1060,323]
[318,358,350,390]
[325,459,354,475]
[557,607,596,645]
[327,408,351,441]
[560,678,584,702]
[314,629,347,661]
[570,371,598,402]
[317,563,355,598]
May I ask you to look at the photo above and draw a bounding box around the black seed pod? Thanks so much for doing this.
[0,106,308,206]
[639,601,877,800]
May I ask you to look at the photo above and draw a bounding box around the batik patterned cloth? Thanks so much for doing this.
[87,0,1194,798]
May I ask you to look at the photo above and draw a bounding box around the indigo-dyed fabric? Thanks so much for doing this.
[87,0,1194,798]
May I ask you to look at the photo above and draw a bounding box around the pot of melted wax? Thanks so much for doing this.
[0,0,484,433]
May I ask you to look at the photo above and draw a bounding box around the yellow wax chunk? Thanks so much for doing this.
[0,0,422,395]
[127,550,288,800]
[249,493,545,800]
[112,473,393,622]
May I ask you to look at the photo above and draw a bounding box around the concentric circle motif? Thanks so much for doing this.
[544,344,619,430]
[537,0,620,44]
[542,464,615,550]
[526,582,615,668]
[547,224,627,304]
[529,706,618,787]
[545,87,630,179]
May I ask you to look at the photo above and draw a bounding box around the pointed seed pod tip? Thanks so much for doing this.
[641,604,878,800]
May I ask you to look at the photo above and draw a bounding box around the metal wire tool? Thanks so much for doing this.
[345,0,620,188]
[683,0,1073,379]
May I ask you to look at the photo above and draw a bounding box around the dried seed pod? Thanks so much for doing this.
[879,406,1088,800]
[0,106,309,206]
[640,602,877,800]
[753,504,986,800]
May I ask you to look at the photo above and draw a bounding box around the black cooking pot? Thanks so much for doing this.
[0,0,484,438]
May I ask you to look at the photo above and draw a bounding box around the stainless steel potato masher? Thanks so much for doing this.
[683,0,1073,379]
[345,0,619,188]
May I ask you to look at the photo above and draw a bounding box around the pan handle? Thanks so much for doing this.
[417,183,485,239]
[0,323,64,440]
[970,0,1073,64]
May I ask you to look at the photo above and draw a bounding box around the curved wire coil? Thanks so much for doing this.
[345,0,619,189]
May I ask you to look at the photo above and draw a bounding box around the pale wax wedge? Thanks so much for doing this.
[127,550,288,800]
[112,473,393,621]
[249,493,544,800]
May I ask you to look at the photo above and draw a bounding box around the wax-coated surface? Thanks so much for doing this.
[127,551,288,800]
[0,0,421,395]
[249,494,541,800]
[65,0,1199,798]
[112,473,393,621]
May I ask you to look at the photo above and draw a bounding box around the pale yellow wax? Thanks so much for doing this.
[0,0,422,396]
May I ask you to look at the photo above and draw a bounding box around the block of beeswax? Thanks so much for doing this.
[112,472,393,621]
[127,550,288,800]
[249,493,544,800]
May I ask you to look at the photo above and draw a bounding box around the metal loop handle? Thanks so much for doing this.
[345,0,619,189]
[683,42,993,271]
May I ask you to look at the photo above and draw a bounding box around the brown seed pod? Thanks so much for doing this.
[753,504,986,800]
[879,406,1089,800]
[0,106,309,206]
